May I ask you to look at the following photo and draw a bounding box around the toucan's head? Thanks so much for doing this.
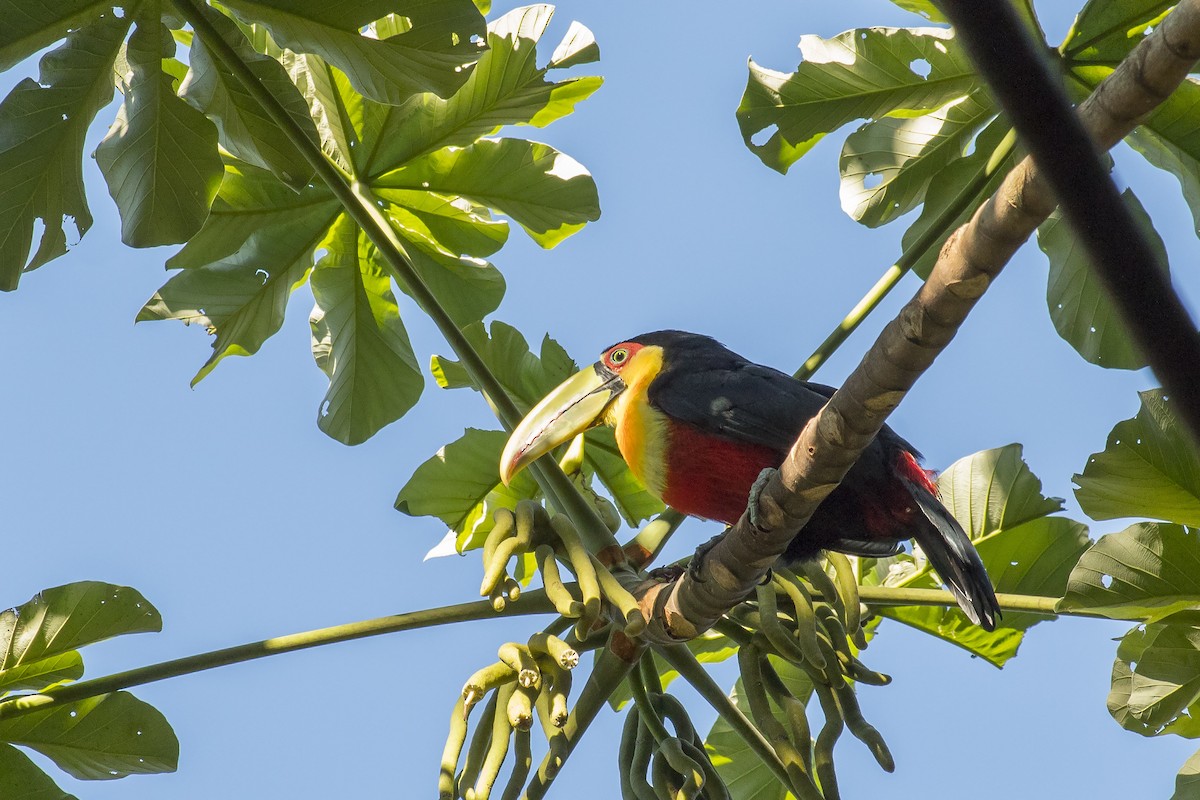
[499,331,722,484]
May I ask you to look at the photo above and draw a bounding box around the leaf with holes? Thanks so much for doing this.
[737,26,978,174]
[1039,188,1164,370]
[0,692,178,780]
[878,445,1088,666]
[1059,523,1200,622]
[0,582,161,693]
[1109,623,1200,739]
[95,18,222,247]
[0,12,128,290]
[902,116,1015,278]
[220,0,484,105]
[1075,390,1200,526]
[138,162,340,385]
[309,220,423,445]
[0,743,75,800]
[840,89,994,227]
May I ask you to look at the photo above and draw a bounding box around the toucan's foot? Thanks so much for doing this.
[687,529,729,582]
[748,467,778,531]
[647,564,686,582]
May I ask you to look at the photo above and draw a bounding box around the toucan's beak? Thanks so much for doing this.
[500,363,624,485]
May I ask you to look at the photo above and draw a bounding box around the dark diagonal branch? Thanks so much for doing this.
[630,0,1200,643]
[939,0,1200,450]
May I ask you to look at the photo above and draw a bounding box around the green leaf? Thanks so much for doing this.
[0,582,162,693]
[704,658,815,800]
[0,12,129,290]
[1075,390,1200,526]
[0,743,76,800]
[737,26,978,174]
[1175,749,1200,800]
[394,427,540,552]
[138,163,340,384]
[362,5,603,175]
[309,220,424,445]
[1059,523,1200,622]
[0,0,111,71]
[840,89,994,227]
[902,117,1014,278]
[1061,0,1172,61]
[0,692,178,779]
[179,4,319,190]
[428,322,661,524]
[548,20,600,69]
[221,0,484,105]
[376,138,599,248]
[95,19,223,247]
[880,445,1088,667]
[1039,188,1163,370]
[1108,623,1200,739]
[935,444,1066,537]
[1125,78,1200,239]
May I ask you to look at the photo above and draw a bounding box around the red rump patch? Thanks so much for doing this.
[661,421,780,525]
[897,450,939,496]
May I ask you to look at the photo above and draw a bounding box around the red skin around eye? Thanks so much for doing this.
[603,342,644,371]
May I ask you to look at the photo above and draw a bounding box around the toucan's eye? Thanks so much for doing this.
[609,348,629,365]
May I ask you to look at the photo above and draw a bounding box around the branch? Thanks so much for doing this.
[0,594,556,723]
[631,0,1200,643]
[939,0,1200,451]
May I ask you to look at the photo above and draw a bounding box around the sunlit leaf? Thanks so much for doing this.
[902,117,1014,278]
[738,26,977,174]
[1109,623,1200,739]
[1059,523,1200,622]
[309,219,423,445]
[0,582,161,693]
[0,743,75,800]
[886,0,947,23]
[880,445,1087,667]
[95,19,222,247]
[840,89,994,227]
[1075,390,1200,526]
[362,5,603,175]
[1039,188,1163,370]
[1174,749,1200,800]
[0,12,128,289]
[376,138,599,248]
[0,692,177,780]
[1061,0,1172,61]
[220,0,484,105]
[179,4,318,189]
[1125,78,1200,240]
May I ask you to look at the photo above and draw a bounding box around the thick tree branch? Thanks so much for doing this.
[940,0,1200,450]
[631,0,1200,643]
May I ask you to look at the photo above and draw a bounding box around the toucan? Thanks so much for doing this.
[500,330,999,630]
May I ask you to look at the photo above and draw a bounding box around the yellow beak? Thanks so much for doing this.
[499,363,624,485]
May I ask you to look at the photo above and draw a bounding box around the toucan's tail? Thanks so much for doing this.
[898,469,1000,631]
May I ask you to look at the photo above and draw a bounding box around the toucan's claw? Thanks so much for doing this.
[647,564,687,582]
[687,530,729,582]
[748,467,778,531]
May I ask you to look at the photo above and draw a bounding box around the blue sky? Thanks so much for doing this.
[3,1,1198,797]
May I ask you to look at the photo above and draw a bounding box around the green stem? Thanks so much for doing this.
[628,657,672,744]
[794,126,1018,381]
[858,586,1095,617]
[170,0,616,553]
[0,594,555,723]
[525,643,638,799]
[657,644,793,791]
[624,508,687,567]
